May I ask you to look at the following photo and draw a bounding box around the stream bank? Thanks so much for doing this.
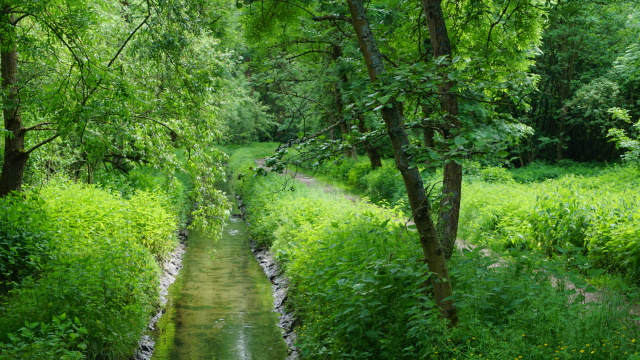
[131,231,188,360]
[142,191,289,360]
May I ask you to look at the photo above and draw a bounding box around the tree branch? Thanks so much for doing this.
[286,49,333,61]
[11,12,32,24]
[134,115,179,137]
[312,15,351,22]
[24,134,60,156]
[24,122,54,132]
[108,0,151,68]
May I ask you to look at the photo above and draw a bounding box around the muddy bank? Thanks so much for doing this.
[130,230,188,360]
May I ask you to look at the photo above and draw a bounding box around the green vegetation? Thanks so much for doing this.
[461,164,640,282]
[3,0,640,357]
[0,175,187,359]
[309,155,640,285]
[228,147,639,359]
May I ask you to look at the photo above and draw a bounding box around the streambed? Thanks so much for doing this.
[150,195,288,359]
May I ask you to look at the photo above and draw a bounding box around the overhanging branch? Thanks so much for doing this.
[312,15,351,22]
[24,134,60,156]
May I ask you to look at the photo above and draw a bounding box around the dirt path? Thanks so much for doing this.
[256,159,359,203]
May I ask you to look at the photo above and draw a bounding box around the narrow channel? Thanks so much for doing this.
[150,191,288,359]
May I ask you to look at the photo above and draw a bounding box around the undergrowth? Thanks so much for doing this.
[0,173,187,359]
[227,146,640,360]
[460,165,640,283]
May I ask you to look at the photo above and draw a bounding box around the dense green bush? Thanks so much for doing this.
[39,181,177,260]
[95,166,193,229]
[460,165,640,282]
[510,160,607,183]
[0,194,53,294]
[478,166,514,183]
[0,179,182,359]
[0,313,87,360]
[308,157,412,208]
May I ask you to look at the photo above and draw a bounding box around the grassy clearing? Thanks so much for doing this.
[228,145,640,360]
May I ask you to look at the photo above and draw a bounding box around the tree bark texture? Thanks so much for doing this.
[346,0,457,324]
[422,0,462,259]
[0,12,28,197]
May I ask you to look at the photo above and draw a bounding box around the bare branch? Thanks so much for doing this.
[24,122,54,132]
[24,134,60,156]
[312,15,351,22]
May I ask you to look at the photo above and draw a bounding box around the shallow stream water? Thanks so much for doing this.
[150,194,288,359]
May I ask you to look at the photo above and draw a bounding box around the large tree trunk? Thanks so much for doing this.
[0,13,28,197]
[346,0,457,325]
[422,0,462,260]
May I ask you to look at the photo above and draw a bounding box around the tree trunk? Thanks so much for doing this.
[0,13,28,197]
[356,113,382,169]
[346,0,457,325]
[422,0,462,260]
[421,104,436,172]
[332,44,358,160]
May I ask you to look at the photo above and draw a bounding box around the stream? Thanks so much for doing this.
[150,193,288,359]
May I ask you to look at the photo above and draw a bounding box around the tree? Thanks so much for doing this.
[242,0,545,324]
[422,0,462,260]
[524,0,639,162]
[242,0,386,168]
[0,0,250,196]
[345,0,457,324]
[0,8,29,196]
[0,0,150,195]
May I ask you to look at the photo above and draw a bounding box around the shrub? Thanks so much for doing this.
[0,240,158,359]
[38,181,177,260]
[0,180,177,359]
[0,193,53,294]
[460,163,640,282]
[478,166,514,183]
[360,165,404,205]
[0,314,87,360]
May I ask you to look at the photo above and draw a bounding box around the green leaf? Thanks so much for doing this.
[454,136,467,146]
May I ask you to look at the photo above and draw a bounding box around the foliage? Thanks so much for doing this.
[229,151,640,359]
[0,179,185,359]
[460,163,640,282]
[510,160,607,183]
[0,194,52,294]
[302,156,412,209]
[523,0,640,162]
[608,107,640,163]
[38,180,177,260]
[0,314,87,360]
[477,166,514,183]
